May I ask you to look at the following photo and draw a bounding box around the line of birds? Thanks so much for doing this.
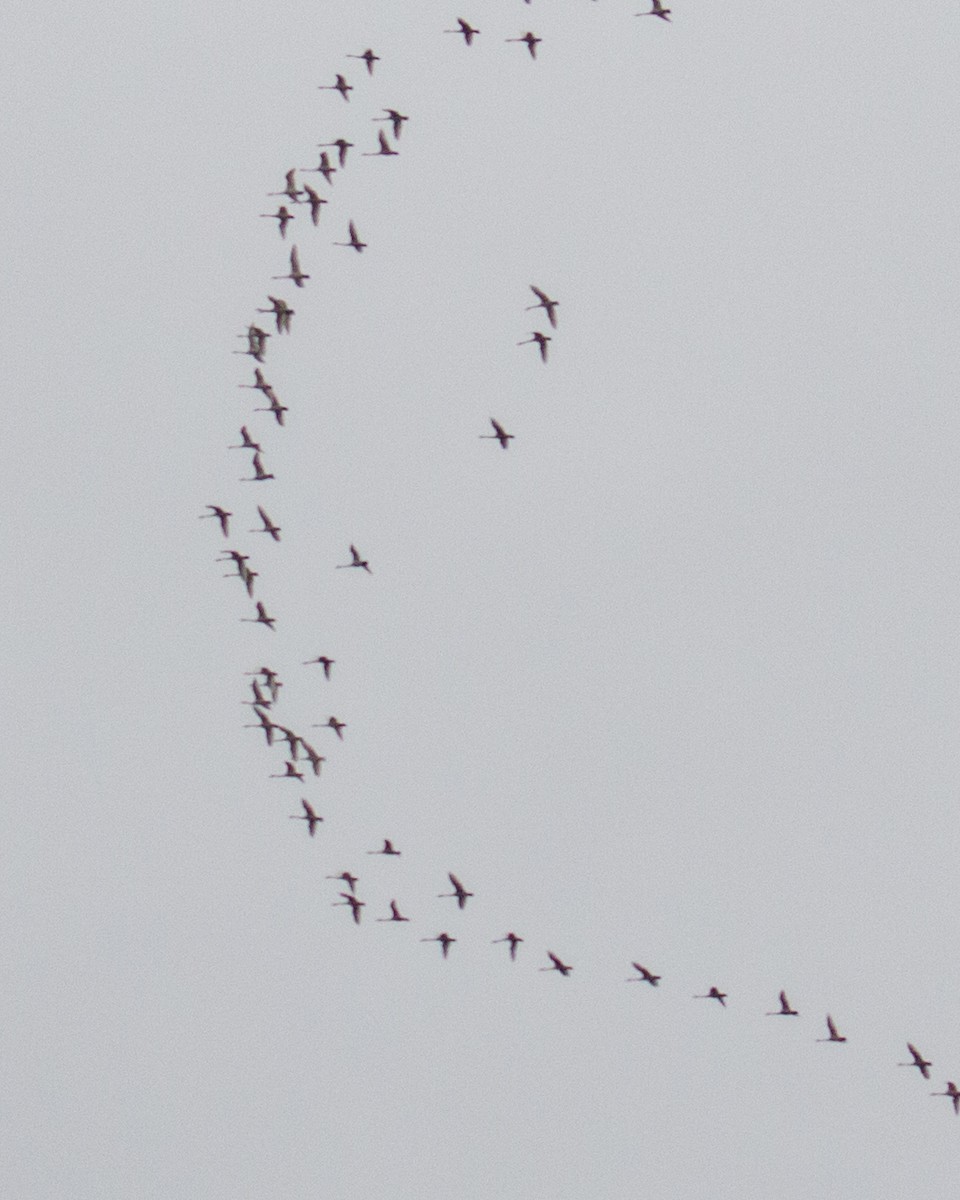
[199,19,959,1130]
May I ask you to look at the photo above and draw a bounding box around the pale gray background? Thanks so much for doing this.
[3,2,959,1196]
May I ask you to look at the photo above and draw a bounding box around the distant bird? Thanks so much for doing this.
[333,221,367,252]
[526,285,559,328]
[217,548,248,572]
[931,1081,960,1114]
[250,506,281,542]
[638,0,671,20]
[347,48,380,75]
[518,331,551,362]
[318,138,353,168]
[241,601,276,631]
[362,129,398,158]
[336,544,372,572]
[200,505,231,536]
[241,450,275,483]
[374,109,408,140]
[493,933,523,960]
[235,324,270,363]
[334,892,365,924]
[315,716,346,740]
[238,368,276,399]
[377,901,410,923]
[260,205,294,238]
[271,760,304,782]
[445,18,480,45]
[290,799,323,837]
[327,871,358,894]
[540,952,573,976]
[228,427,261,452]
[898,1044,933,1080]
[319,74,352,101]
[237,563,258,597]
[480,418,513,449]
[254,392,288,426]
[257,295,293,334]
[301,184,327,225]
[272,245,310,288]
[766,990,799,1016]
[506,31,542,59]
[247,666,282,703]
[303,655,335,679]
[302,150,337,185]
[422,933,456,958]
[298,741,325,778]
[244,704,277,746]
[275,725,301,760]
[626,962,661,986]
[816,1015,847,1043]
[243,677,271,709]
[368,839,401,856]
[694,987,727,1006]
[438,872,473,909]
[268,169,302,203]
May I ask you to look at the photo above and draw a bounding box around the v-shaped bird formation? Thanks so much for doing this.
[198,8,956,1131]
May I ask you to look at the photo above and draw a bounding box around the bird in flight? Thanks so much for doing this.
[374,109,408,140]
[368,839,401,856]
[228,427,262,453]
[931,1081,960,1114]
[493,933,523,960]
[268,169,302,204]
[259,205,294,238]
[336,544,372,572]
[445,18,479,45]
[298,740,325,778]
[480,418,513,449]
[506,31,542,59]
[272,245,310,288]
[271,760,305,782]
[362,129,398,158]
[235,324,270,363]
[816,1015,847,1043]
[247,665,282,703]
[200,505,231,536]
[302,150,337,185]
[244,704,277,747]
[242,601,276,631]
[898,1044,933,1079]
[257,296,294,335]
[334,221,367,252]
[527,285,559,328]
[319,74,352,101]
[377,901,410,923]
[438,873,473,909]
[315,716,347,740]
[318,138,353,168]
[626,962,661,986]
[250,506,281,542]
[638,0,671,20]
[540,952,573,976]
[301,184,327,226]
[766,990,799,1016]
[347,48,380,75]
[422,933,456,958]
[327,871,358,894]
[303,655,335,679]
[254,392,288,426]
[238,368,276,399]
[518,331,551,362]
[241,450,275,483]
[290,799,323,837]
[694,987,727,1006]
[334,892,365,924]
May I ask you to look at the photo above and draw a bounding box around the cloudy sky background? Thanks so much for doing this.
[4,2,960,1196]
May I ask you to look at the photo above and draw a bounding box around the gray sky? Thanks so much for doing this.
[4,2,960,1196]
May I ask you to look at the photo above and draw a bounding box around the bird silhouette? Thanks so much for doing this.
[303,656,335,679]
[540,952,573,976]
[301,184,328,225]
[368,839,401,856]
[377,901,410,923]
[241,602,276,631]
[480,418,513,449]
[334,893,365,924]
[272,245,310,288]
[362,129,398,158]
[445,18,479,45]
[422,933,456,958]
[506,31,542,58]
[638,0,671,20]
[268,169,302,203]
[302,150,337,185]
[250,506,281,542]
[347,48,380,75]
[259,206,294,238]
[374,109,408,139]
[526,285,559,328]
[336,544,372,572]
[228,427,262,453]
[694,987,727,1006]
[898,1044,933,1079]
[438,872,473,909]
[327,871,358,894]
[314,716,346,739]
[318,138,353,168]
[931,1081,960,1114]
[333,221,367,252]
[626,962,661,986]
[271,760,304,782]
[816,1015,847,1043]
[493,933,523,960]
[319,74,352,101]
[290,799,323,836]
[241,450,275,483]
[765,990,799,1016]
[200,505,231,536]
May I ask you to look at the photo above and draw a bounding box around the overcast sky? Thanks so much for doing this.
[4,2,960,1196]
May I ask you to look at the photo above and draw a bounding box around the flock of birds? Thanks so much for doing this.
[199,11,959,1127]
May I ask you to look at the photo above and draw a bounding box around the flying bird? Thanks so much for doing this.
[254,392,288,426]
[334,892,365,924]
[298,741,326,778]
[272,245,310,288]
[228,427,261,453]
[368,839,401,856]
[271,760,304,782]
[480,418,513,449]
[518,331,551,362]
[506,31,542,59]
[626,963,661,986]
[241,602,276,631]
[422,933,456,958]
[694,987,727,1006]
[374,109,408,140]
[241,450,275,483]
[290,799,323,836]
[766,990,799,1016]
[301,184,327,225]
[362,129,398,157]
[540,952,573,976]
[259,205,294,238]
[898,1044,933,1079]
[246,666,282,703]
[319,74,352,101]
[931,1081,960,1114]
[257,295,293,334]
[200,505,231,536]
[493,933,523,960]
[250,506,281,542]
[302,151,337,185]
[235,324,270,363]
[238,368,276,399]
[326,871,358,894]
[314,716,346,740]
[816,1015,847,1043]
[244,705,277,746]
[438,873,473,909]
[445,19,479,45]
[333,221,367,252]
[303,655,335,679]
[336,544,372,572]
[527,285,559,328]
[377,901,410,923]
[347,48,380,75]
[268,169,302,203]
[318,138,354,168]
[638,0,671,20]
